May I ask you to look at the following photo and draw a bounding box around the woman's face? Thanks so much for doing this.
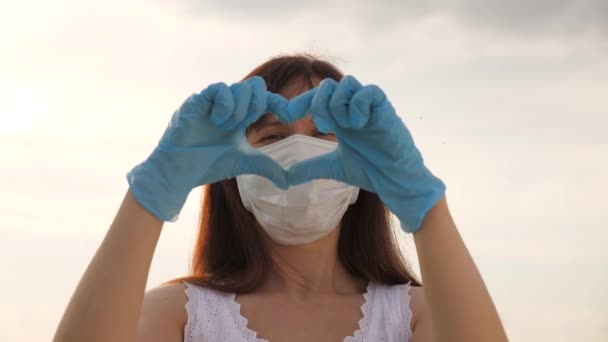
[246,78,337,148]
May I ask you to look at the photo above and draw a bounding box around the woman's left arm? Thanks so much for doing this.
[284,75,509,341]
[412,195,508,342]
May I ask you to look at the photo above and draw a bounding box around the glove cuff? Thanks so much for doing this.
[126,146,196,222]
[399,176,446,233]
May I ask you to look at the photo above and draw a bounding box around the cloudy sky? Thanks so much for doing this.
[1,0,606,340]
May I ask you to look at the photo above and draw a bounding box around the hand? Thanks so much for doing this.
[126,76,314,222]
[287,75,446,233]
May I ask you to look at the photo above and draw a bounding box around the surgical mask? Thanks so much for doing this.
[236,134,359,246]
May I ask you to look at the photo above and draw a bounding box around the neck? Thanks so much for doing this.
[259,226,366,299]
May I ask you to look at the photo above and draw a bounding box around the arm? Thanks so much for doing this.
[53,190,164,342]
[53,77,289,342]
[250,75,506,340]
[412,195,508,341]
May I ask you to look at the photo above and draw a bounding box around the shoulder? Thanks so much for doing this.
[374,282,425,339]
[408,285,425,329]
[379,282,421,322]
[387,282,421,329]
[407,285,435,341]
[144,282,190,317]
[136,282,189,341]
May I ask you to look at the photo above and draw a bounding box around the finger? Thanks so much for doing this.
[241,76,268,127]
[284,87,317,123]
[237,149,289,189]
[286,150,345,186]
[176,91,212,120]
[349,84,380,129]
[208,82,236,127]
[217,82,251,130]
[265,87,317,124]
[264,92,289,124]
[310,78,339,134]
[329,75,363,128]
[165,92,212,143]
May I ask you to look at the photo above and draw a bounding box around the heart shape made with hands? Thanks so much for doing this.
[129,74,444,231]
[245,75,391,193]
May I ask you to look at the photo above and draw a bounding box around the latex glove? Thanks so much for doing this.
[127,76,313,222]
[287,75,446,233]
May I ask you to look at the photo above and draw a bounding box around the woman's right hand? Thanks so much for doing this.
[127,76,302,222]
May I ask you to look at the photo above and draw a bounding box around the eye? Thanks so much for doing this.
[262,134,286,141]
[314,131,335,139]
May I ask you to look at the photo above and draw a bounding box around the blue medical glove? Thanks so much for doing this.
[287,75,446,233]
[265,88,319,124]
[126,76,311,222]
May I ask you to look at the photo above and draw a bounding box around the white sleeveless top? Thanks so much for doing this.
[183,281,413,342]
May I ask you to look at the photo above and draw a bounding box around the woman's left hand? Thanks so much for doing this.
[287,75,446,233]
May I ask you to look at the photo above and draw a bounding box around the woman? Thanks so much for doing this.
[53,54,508,341]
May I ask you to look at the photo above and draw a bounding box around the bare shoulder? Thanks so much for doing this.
[408,285,425,327]
[408,285,435,342]
[136,282,189,342]
[143,282,189,317]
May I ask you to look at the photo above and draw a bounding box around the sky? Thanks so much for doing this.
[1,0,607,340]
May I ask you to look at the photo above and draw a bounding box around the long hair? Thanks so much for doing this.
[166,53,421,292]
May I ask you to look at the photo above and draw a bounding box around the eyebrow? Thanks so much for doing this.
[247,113,285,133]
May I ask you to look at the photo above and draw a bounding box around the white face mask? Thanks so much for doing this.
[236,134,359,246]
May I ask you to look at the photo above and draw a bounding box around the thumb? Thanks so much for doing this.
[287,150,345,186]
[236,149,289,189]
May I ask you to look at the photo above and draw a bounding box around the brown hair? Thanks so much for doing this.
[166,53,421,292]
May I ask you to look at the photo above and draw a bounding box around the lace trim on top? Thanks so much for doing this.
[228,292,269,341]
[183,282,201,342]
[229,282,375,342]
[343,281,374,342]
[184,281,413,342]
[404,283,414,340]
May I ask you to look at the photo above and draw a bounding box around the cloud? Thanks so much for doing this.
[434,0,608,35]
[162,0,608,37]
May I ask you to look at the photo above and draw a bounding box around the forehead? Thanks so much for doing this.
[278,76,322,99]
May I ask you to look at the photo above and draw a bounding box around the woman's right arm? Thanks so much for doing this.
[53,77,294,341]
[53,190,168,342]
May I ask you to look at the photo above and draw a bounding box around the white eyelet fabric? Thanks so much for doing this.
[183,281,413,342]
